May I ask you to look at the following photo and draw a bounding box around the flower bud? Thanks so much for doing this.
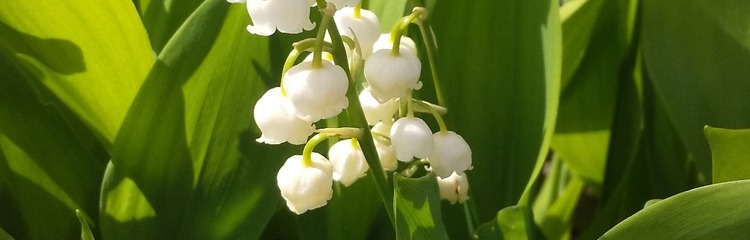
[390,117,433,162]
[282,61,349,122]
[429,131,472,178]
[364,49,422,102]
[254,87,315,145]
[334,7,381,59]
[359,87,398,125]
[246,0,316,36]
[328,139,369,186]
[372,33,417,55]
[277,153,334,214]
[436,172,469,204]
[371,121,397,170]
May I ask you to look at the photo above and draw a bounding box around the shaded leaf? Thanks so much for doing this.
[136,0,205,53]
[0,50,102,240]
[431,0,561,220]
[642,0,750,178]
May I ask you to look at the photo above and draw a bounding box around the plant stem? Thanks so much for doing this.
[326,17,396,226]
[302,134,328,166]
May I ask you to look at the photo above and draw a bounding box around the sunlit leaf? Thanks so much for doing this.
[394,173,448,240]
[136,0,205,53]
[601,180,750,239]
[76,209,95,240]
[705,126,750,183]
[0,0,154,143]
[101,0,283,239]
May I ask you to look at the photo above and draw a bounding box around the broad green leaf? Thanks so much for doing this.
[431,0,561,220]
[76,209,95,240]
[705,126,750,183]
[0,0,154,144]
[0,51,103,240]
[642,0,750,177]
[559,0,605,88]
[472,205,542,240]
[136,0,205,53]
[327,177,382,240]
[601,180,750,239]
[552,0,637,186]
[101,0,283,239]
[393,173,448,240]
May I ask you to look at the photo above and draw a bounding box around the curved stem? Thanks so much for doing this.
[426,102,447,132]
[302,134,329,166]
[390,11,422,56]
[280,49,302,96]
[354,3,362,18]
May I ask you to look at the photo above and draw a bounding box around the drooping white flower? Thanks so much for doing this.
[429,131,472,178]
[246,0,315,36]
[359,87,398,125]
[277,153,333,214]
[227,0,246,3]
[372,33,417,55]
[364,48,422,102]
[436,172,469,204]
[282,61,349,122]
[390,117,433,162]
[334,7,381,59]
[328,139,369,186]
[302,51,335,63]
[329,0,360,9]
[371,121,397,171]
[254,87,315,145]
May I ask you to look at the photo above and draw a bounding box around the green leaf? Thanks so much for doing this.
[76,209,95,240]
[431,0,561,219]
[0,227,14,240]
[472,205,542,240]
[101,0,283,239]
[0,0,154,143]
[642,0,750,177]
[705,126,750,183]
[136,0,205,53]
[368,0,408,32]
[393,173,448,240]
[553,0,637,186]
[0,50,103,240]
[601,180,750,239]
[537,176,584,240]
[559,0,605,88]
[326,177,382,240]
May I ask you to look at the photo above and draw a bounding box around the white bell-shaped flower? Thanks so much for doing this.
[359,87,398,125]
[328,139,369,186]
[371,121,397,171]
[364,48,422,102]
[436,171,469,204]
[282,61,349,122]
[372,33,417,55]
[254,87,315,145]
[334,7,380,59]
[329,0,360,9]
[277,153,334,214]
[303,51,335,63]
[429,131,472,178]
[390,117,433,162]
[246,0,315,36]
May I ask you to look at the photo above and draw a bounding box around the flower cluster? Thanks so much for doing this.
[232,0,473,214]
